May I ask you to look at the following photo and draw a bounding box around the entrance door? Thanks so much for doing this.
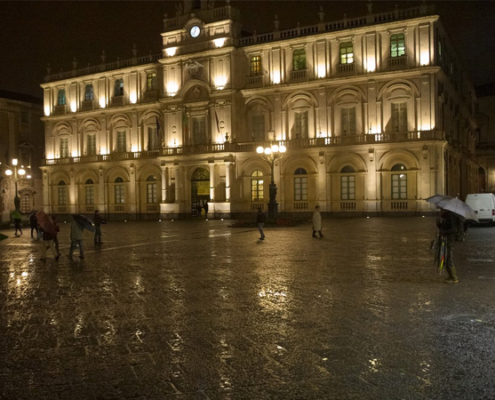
[191,168,210,216]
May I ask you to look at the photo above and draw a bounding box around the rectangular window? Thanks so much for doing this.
[391,103,407,132]
[252,114,265,141]
[58,187,66,205]
[57,89,66,106]
[147,73,157,91]
[60,138,69,158]
[293,49,306,71]
[116,131,126,153]
[85,186,94,205]
[392,174,407,199]
[294,177,308,201]
[85,84,94,101]
[147,183,157,203]
[250,56,262,76]
[148,127,158,150]
[295,111,308,138]
[341,176,355,200]
[341,107,356,135]
[251,179,264,201]
[87,134,96,156]
[390,33,405,58]
[115,185,124,204]
[340,42,354,64]
[114,79,124,96]
[192,116,207,145]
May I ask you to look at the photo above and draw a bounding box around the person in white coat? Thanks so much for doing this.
[69,218,85,259]
[312,206,323,238]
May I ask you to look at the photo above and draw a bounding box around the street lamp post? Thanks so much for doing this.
[256,143,286,219]
[4,159,26,212]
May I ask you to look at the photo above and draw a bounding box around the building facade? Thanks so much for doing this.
[0,90,44,224]
[40,0,479,220]
[475,83,495,193]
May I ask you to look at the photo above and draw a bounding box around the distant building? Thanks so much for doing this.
[0,90,44,223]
[475,83,495,193]
[40,0,479,220]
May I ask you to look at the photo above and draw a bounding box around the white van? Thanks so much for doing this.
[465,193,495,224]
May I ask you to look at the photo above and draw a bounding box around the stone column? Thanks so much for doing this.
[174,164,181,203]
[209,161,215,201]
[225,161,231,202]
[161,165,167,202]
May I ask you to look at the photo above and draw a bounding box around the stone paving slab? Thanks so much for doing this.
[1,217,495,399]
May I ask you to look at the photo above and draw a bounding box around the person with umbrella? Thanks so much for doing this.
[436,209,459,283]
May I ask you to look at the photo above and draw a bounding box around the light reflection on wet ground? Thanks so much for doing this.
[1,217,495,399]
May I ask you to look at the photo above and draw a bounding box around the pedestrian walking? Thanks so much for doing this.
[52,216,61,256]
[69,217,85,259]
[12,210,22,236]
[437,208,459,283]
[203,201,209,219]
[93,210,104,244]
[257,207,266,240]
[196,204,202,217]
[30,213,39,239]
[312,205,324,238]
[39,226,59,262]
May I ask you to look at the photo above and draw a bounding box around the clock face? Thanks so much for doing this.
[190,25,200,38]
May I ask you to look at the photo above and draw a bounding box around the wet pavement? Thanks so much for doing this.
[1,217,495,400]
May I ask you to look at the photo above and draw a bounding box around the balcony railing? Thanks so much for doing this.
[290,69,308,82]
[388,55,408,69]
[42,130,445,166]
[337,63,355,74]
[246,75,263,88]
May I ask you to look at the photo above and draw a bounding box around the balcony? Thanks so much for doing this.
[337,63,355,75]
[388,55,408,69]
[246,75,263,88]
[111,96,125,107]
[42,130,445,166]
[290,69,308,82]
[142,91,158,103]
[81,100,95,112]
[53,105,67,116]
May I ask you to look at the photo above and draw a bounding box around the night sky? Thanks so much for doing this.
[0,0,494,99]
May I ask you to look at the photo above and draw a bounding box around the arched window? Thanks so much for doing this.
[85,179,94,205]
[340,166,355,200]
[294,168,307,201]
[251,170,264,201]
[114,177,124,204]
[148,126,158,150]
[146,175,157,204]
[57,89,66,106]
[58,180,67,205]
[391,164,407,200]
[391,102,407,132]
[85,84,94,101]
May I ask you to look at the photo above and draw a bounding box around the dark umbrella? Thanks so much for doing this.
[72,214,95,232]
[36,211,56,235]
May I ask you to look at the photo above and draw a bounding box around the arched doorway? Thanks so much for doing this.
[191,168,210,216]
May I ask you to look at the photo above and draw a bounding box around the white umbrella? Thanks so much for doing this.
[425,195,479,222]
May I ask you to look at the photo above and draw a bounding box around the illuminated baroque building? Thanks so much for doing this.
[40,0,479,220]
[0,90,44,224]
